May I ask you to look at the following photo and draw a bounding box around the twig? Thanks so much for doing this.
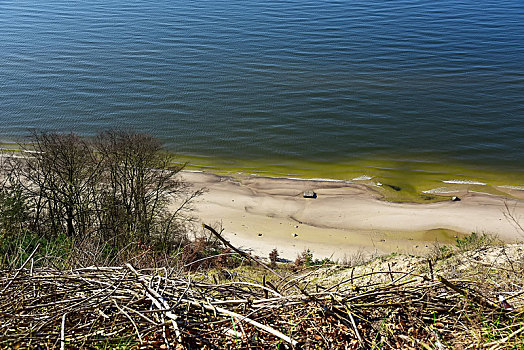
[486,326,524,349]
[113,299,143,344]
[60,312,67,350]
[346,306,363,345]
[1,243,40,294]
[438,276,498,310]
[182,298,299,346]
[125,263,183,344]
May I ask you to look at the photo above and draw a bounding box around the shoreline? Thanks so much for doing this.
[2,145,523,260]
[3,140,524,199]
[179,170,524,261]
[172,151,524,204]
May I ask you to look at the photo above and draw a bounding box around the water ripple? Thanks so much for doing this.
[0,0,523,174]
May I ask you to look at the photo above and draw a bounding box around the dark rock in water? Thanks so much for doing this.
[452,196,461,201]
[385,184,401,191]
[303,190,317,198]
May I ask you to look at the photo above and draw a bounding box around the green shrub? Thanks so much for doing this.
[0,186,29,236]
[295,249,333,267]
[456,232,495,252]
[0,231,72,269]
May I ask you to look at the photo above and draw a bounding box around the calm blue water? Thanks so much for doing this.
[1,0,523,176]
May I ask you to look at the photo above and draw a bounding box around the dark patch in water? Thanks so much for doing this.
[385,184,402,192]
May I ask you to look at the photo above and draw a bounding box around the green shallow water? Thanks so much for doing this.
[3,141,523,202]
[175,153,524,202]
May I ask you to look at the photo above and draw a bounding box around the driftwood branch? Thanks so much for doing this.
[1,243,522,349]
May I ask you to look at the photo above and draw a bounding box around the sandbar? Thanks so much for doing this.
[178,171,524,261]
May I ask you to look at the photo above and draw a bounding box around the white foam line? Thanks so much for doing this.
[422,187,457,194]
[443,180,487,186]
[352,175,373,181]
[267,176,353,183]
[181,169,353,183]
[498,185,524,191]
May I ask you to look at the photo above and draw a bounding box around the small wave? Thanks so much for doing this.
[183,170,354,183]
[288,177,352,183]
[271,176,353,183]
[352,175,373,181]
[422,187,456,194]
[498,185,524,191]
[442,180,487,186]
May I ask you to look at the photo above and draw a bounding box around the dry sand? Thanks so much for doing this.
[178,171,524,261]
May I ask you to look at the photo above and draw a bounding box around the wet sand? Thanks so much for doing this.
[177,171,524,261]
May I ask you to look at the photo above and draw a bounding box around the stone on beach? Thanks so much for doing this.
[303,190,317,198]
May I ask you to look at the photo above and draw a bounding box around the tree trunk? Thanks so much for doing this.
[66,207,75,237]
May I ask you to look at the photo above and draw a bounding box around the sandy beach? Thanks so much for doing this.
[178,171,524,261]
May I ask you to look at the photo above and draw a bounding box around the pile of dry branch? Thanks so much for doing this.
[1,253,523,349]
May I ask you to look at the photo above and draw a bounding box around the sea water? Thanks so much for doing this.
[1,0,523,190]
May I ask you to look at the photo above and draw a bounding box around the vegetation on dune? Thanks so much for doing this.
[1,230,524,349]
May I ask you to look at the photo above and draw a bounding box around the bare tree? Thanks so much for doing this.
[96,131,201,251]
[18,132,101,238]
[1,131,202,265]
